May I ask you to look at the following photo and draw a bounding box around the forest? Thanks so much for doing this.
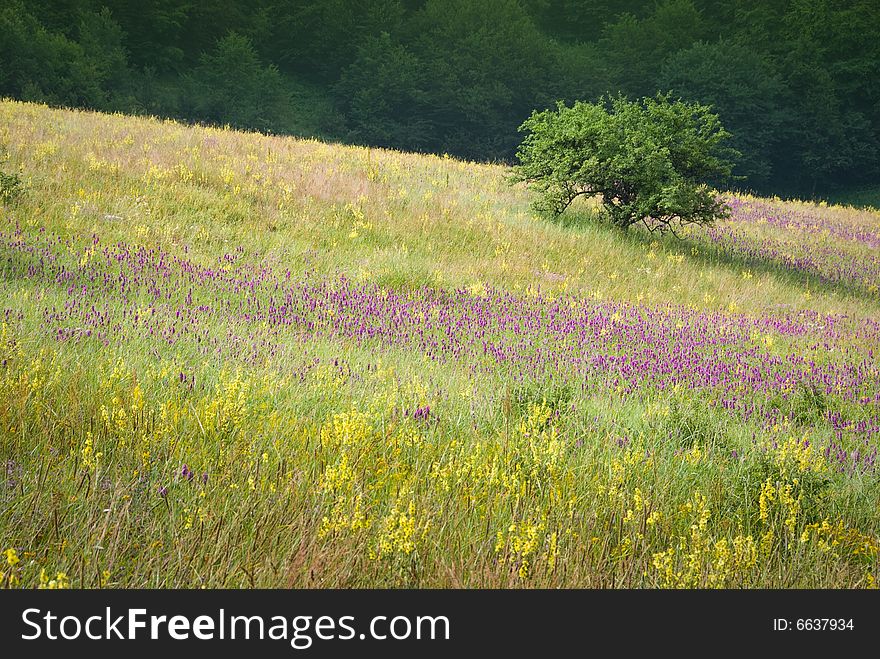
[2,0,879,199]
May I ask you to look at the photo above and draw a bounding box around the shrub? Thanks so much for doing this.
[511,93,738,235]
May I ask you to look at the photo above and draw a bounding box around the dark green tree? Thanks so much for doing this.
[598,0,706,98]
[660,39,786,188]
[775,0,880,192]
[335,33,429,150]
[104,0,189,72]
[523,0,646,43]
[511,94,738,233]
[187,33,290,133]
[267,0,405,82]
[0,1,105,107]
[180,1,261,64]
[408,0,564,159]
[78,8,132,109]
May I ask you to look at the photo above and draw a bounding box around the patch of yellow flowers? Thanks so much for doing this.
[651,492,760,588]
[372,499,431,561]
[2,548,71,589]
[495,518,559,579]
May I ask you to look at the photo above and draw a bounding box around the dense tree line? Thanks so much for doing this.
[2,0,878,197]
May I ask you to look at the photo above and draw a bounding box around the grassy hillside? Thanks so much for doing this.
[1,100,878,588]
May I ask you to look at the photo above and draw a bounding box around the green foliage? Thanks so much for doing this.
[766,382,837,427]
[774,1,880,193]
[598,0,707,97]
[660,40,786,188]
[334,33,429,150]
[103,0,188,71]
[77,8,134,110]
[187,33,290,133]
[512,94,737,233]
[0,1,106,107]
[0,169,24,205]
[525,0,647,43]
[406,0,565,159]
[269,0,405,83]
[744,447,832,526]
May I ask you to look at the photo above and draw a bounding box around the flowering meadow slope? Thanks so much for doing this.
[1,101,878,587]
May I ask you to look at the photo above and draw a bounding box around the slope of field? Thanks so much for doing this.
[1,100,878,588]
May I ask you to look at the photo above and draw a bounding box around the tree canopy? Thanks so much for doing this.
[512,94,737,233]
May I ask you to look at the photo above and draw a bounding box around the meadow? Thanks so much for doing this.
[0,100,878,588]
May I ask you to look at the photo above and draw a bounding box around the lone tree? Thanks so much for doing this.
[511,94,738,234]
